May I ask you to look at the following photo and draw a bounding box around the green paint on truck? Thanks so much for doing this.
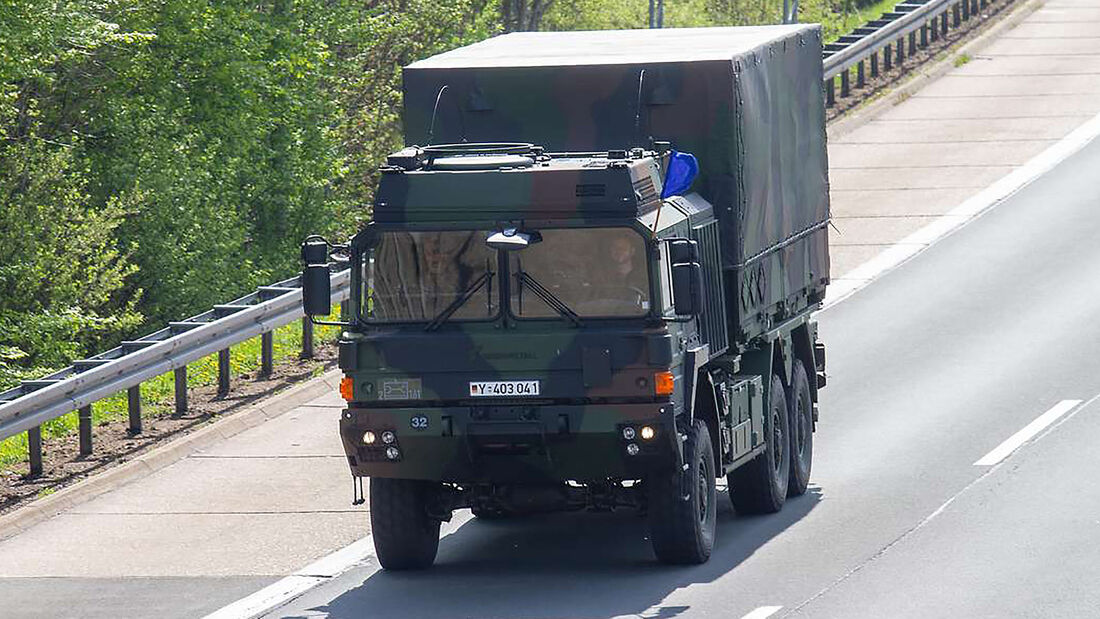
[302,25,830,569]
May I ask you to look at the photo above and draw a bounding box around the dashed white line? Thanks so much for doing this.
[740,606,783,619]
[974,399,1083,466]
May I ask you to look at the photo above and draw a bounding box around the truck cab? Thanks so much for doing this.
[303,142,823,569]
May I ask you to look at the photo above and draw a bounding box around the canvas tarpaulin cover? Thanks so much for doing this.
[401,25,830,334]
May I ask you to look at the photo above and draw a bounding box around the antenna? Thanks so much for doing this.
[633,69,647,148]
[426,85,467,146]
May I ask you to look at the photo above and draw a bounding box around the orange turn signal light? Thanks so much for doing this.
[654,371,674,396]
[340,376,354,401]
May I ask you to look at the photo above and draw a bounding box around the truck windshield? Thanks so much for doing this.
[362,230,497,322]
[510,228,650,319]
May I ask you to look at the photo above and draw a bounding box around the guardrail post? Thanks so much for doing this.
[825,78,835,107]
[954,1,962,24]
[896,37,905,64]
[28,426,42,477]
[942,12,949,36]
[78,405,92,456]
[127,385,142,434]
[840,69,850,98]
[261,332,274,377]
[920,23,928,47]
[930,19,938,42]
[871,52,879,78]
[339,301,349,322]
[217,348,230,396]
[174,366,187,415]
[884,44,892,71]
[857,60,865,88]
[301,317,314,359]
[964,0,971,20]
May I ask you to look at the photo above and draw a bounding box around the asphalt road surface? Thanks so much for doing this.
[259,128,1100,618]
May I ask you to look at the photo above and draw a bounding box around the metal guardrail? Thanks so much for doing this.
[0,269,350,475]
[821,0,1003,105]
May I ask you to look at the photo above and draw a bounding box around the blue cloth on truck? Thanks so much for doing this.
[661,150,699,198]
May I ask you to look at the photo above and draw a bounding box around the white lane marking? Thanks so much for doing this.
[740,606,783,619]
[823,109,1100,310]
[974,399,1083,466]
[791,392,1100,615]
[203,513,472,619]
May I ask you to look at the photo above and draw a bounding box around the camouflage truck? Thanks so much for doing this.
[301,25,830,569]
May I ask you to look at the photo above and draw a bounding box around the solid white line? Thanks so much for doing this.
[974,399,1082,466]
[200,536,376,619]
[823,109,1100,310]
[202,514,471,619]
[740,606,783,619]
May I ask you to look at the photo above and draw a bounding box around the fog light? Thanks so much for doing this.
[626,443,640,456]
[622,426,636,440]
[362,431,376,445]
[381,430,396,444]
[640,426,656,440]
[385,446,401,460]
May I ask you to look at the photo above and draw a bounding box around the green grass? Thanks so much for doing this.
[954,53,972,67]
[0,316,341,471]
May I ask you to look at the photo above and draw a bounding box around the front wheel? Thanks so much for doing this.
[647,418,717,565]
[728,373,790,514]
[370,478,442,570]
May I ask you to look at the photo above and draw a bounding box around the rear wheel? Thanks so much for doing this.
[787,360,814,497]
[370,478,441,570]
[647,419,717,565]
[728,373,790,514]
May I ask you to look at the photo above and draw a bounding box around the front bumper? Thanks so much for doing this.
[339,401,676,483]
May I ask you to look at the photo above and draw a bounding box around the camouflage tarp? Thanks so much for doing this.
[402,25,830,335]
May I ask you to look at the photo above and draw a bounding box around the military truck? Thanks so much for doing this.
[300,25,830,569]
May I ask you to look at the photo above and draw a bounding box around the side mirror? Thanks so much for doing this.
[671,262,702,317]
[301,237,331,316]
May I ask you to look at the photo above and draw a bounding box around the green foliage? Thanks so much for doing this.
[0,0,892,416]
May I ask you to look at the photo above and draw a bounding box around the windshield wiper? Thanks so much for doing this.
[515,270,582,327]
[425,271,494,331]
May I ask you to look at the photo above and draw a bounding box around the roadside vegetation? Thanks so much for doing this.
[0,0,896,466]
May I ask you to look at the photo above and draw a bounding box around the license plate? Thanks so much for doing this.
[469,380,541,397]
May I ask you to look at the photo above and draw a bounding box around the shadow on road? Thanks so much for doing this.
[288,488,821,619]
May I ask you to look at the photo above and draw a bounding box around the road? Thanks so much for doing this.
[258,118,1100,618]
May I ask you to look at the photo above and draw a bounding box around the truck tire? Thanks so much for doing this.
[787,360,814,497]
[647,418,717,565]
[728,373,790,514]
[370,478,441,570]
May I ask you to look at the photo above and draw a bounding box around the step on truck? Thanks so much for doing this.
[300,25,831,569]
